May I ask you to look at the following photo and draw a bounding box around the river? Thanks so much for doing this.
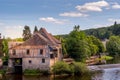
[1,68,120,80]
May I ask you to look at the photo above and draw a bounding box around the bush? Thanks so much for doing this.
[0,69,6,75]
[23,69,49,75]
[71,62,89,75]
[23,69,40,75]
[52,61,89,75]
[52,61,72,75]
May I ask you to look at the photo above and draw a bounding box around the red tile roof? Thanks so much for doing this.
[39,28,61,44]
[11,28,61,49]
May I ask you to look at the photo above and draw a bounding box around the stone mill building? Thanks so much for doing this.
[8,28,62,73]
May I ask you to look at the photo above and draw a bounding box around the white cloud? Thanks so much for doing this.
[39,17,67,24]
[76,0,109,12]
[59,12,88,17]
[108,18,120,23]
[4,25,23,39]
[112,3,120,9]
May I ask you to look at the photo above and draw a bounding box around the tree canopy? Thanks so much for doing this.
[33,26,38,33]
[23,25,32,41]
[84,22,120,40]
[66,25,105,62]
[2,38,9,63]
[106,36,120,56]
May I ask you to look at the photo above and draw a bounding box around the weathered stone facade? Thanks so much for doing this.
[8,28,62,72]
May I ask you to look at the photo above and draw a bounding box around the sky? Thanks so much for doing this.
[0,0,120,38]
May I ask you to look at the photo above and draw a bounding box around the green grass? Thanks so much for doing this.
[23,69,49,75]
[0,70,6,75]
[96,55,113,61]
[23,69,40,75]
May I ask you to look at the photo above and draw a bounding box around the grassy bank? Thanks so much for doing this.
[23,69,49,75]
[0,70,6,75]
[23,61,90,76]
[52,61,90,76]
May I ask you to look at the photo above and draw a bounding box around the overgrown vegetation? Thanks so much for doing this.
[2,38,9,65]
[0,69,6,75]
[52,61,89,75]
[84,22,120,40]
[23,69,49,75]
[52,61,72,75]
[106,36,120,56]
[65,25,105,62]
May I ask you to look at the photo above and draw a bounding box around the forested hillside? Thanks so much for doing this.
[84,22,120,40]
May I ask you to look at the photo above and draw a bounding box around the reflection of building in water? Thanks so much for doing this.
[8,28,62,73]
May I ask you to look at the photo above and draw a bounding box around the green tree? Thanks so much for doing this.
[106,36,120,56]
[33,26,38,33]
[54,36,67,57]
[23,25,32,41]
[84,22,120,40]
[66,26,90,62]
[2,38,9,64]
[87,36,105,54]
[14,38,23,42]
[86,36,99,56]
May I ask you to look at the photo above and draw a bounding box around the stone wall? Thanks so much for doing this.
[22,58,50,70]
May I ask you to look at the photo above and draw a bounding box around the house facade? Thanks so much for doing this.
[8,28,62,73]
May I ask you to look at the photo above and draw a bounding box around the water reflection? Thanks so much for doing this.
[2,68,120,80]
[1,74,92,80]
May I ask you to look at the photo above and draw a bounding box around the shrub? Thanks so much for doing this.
[72,62,89,75]
[99,56,113,61]
[23,69,49,75]
[52,61,89,75]
[0,69,6,75]
[52,61,72,75]
[23,69,40,75]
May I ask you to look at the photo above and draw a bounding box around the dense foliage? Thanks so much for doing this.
[23,25,32,41]
[66,25,105,62]
[72,62,88,75]
[23,69,40,75]
[52,61,88,75]
[2,38,9,65]
[106,36,120,56]
[84,22,120,40]
[0,69,6,75]
[52,61,71,74]
[33,26,39,33]
[23,69,49,75]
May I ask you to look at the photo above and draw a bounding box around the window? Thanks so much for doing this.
[13,49,16,55]
[42,58,45,63]
[40,49,43,55]
[50,54,54,59]
[29,60,32,64]
[26,49,30,55]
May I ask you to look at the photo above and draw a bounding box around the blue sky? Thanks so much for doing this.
[0,0,120,38]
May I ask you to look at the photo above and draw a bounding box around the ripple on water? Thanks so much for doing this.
[93,68,120,80]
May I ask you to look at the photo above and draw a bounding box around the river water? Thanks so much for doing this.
[92,68,120,80]
[1,68,120,80]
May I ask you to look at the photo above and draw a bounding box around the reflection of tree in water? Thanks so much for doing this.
[2,74,92,80]
[4,75,22,80]
[23,75,50,80]
[54,75,91,80]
